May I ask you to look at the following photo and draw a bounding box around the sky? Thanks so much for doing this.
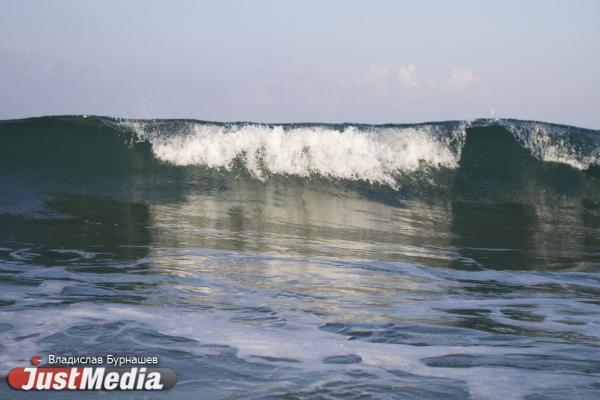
[1,0,599,128]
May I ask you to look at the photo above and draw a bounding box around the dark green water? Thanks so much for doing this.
[0,116,599,399]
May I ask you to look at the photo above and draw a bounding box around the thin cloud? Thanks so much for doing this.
[365,64,423,92]
[367,64,392,93]
[397,64,421,88]
[447,67,476,89]
[343,64,476,99]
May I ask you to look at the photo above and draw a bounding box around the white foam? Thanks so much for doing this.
[0,304,594,400]
[125,122,464,187]
[502,121,599,170]
[118,119,600,183]
[50,249,102,259]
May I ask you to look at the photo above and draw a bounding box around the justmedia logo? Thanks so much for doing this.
[6,355,176,391]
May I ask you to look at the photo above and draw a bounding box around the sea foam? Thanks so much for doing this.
[500,120,600,170]
[117,118,600,188]
[125,122,464,187]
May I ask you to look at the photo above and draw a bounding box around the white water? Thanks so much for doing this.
[119,119,599,188]
[500,120,599,170]
[1,250,598,400]
[124,121,465,187]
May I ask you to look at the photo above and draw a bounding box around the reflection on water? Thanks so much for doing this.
[1,154,600,398]
[0,194,152,266]
[450,125,600,271]
[2,181,598,274]
[146,182,457,268]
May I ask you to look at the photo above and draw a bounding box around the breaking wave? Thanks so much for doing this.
[120,118,599,180]
[1,115,598,194]
[124,121,466,187]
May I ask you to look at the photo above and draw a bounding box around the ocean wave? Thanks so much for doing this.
[118,118,599,183]
[121,121,466,187]
[498,119,599,170]
[1,116,598,194]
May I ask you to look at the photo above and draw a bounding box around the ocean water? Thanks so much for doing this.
[0,116,599,399]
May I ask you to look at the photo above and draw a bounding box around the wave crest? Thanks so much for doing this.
[499,120,599,170]
[123,122,465,186]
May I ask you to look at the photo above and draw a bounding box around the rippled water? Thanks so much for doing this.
[0,186,598,399]
[0,117,599,399]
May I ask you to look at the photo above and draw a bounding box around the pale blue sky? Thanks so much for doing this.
[1,0,599,127]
